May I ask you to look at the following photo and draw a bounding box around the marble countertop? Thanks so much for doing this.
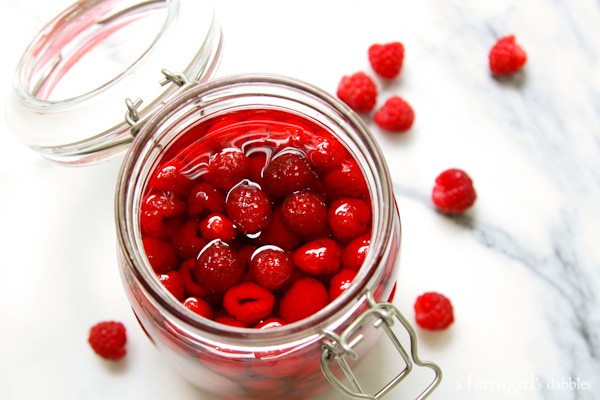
[0,0,598,399]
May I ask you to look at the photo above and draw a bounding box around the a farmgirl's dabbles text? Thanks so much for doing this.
[140,108,373,328]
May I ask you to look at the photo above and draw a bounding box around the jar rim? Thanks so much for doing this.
[116,74,399,345]
[8,0,221,164]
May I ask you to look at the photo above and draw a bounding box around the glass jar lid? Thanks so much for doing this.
[6,0,221,165]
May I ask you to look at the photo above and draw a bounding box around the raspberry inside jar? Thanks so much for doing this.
[140,108,373,328]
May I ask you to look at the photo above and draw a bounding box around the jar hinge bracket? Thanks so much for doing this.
[124,69,192,136]
[320,291,442,400]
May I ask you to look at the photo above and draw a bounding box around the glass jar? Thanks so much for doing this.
[8,1,441,399]
[116,74,439,399]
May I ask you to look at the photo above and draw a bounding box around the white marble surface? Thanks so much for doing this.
[1,1,599,399]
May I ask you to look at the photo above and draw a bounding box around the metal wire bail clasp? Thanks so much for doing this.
[125,69,191,136]
[321,291,442,400]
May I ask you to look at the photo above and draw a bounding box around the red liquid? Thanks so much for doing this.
[140,108,372,327]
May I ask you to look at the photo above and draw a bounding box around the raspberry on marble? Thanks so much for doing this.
[431,168,477,213]
[368,42,405,79]
[414,291,454,330]
[489,35,527,75]
[336,72,378,113]
[88,321,127,361]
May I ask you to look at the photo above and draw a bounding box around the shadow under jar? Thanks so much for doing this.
[116,75,439,399]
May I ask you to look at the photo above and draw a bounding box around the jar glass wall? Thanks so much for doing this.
[116,75,401,399]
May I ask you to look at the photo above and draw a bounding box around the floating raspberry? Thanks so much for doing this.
[205,148,250,191]
[157,270,185,300]
[431,168,477,213]
[250,247,294,291]
[281,191,327,237]
[183,297,214,319]
[489,35,527,75]
[414,292,454,330]
[329,269,358,300]
[186,182,226,217]
[341,233,371,271]
[374,96,415,133]
[305,134,347,172]
[148,159,193,196]
[88,321,127,361]
[323,158,368,199]
[293,238,341,276]
[336,72,378,113]
[225,183,272,234]
[142,236,177,273]
[140,191,185,239]
[279,277,330,323]
[368,41,405,79]
[199,213,237,243]
[328,198,371,241]
[223,282,275,325]
[263,152,317,199]
[195,240,245,294]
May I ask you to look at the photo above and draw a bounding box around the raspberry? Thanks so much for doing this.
[250,247,294,291]
[368,42,405,79]
[281,191,327,237]
[414,292,454,330]
[374,96,415,133]
[341,233,370,271]
[195,240,245,294]
[204,148,250,191]
[323,158,368,199]
[263,152,317,199]
[255,317,286,329]
[329,269,358,300]
[148,159,192,196]
[305,134,347,172]
[170,219,207,259]
[225,183,272,234]
[256,207,301,250]
[199,213,236,242]
[489,35,527,75]
[88,321,127,361]
[431,168,477,213]
[279,277,330,323]
[186,182,225,217]
[336,72,378,113]
[142,236,177,273]
[293,238,341,276]
[157,270,185,300]
[328,198,371,241]
[140,191,185,239]
[183,297,213,319]
[223,282,275,325]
